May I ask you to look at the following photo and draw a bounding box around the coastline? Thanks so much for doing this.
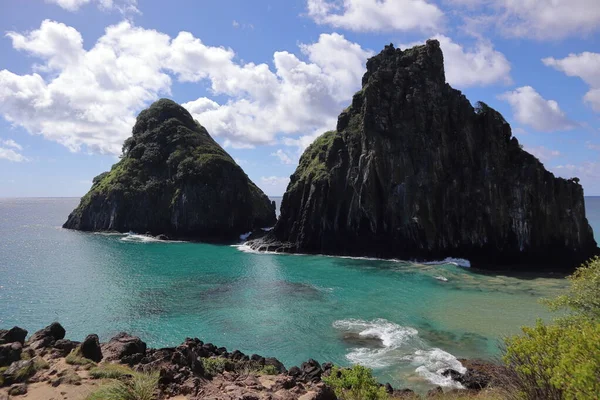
[0,323,505,400]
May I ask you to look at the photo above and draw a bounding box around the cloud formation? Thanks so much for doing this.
[45,0,138,12]
[543,52,600,112]
[451,0,600,40]
[0,139,26,162]
[0,21,371,154]
[499,86,576,132]
[306,0,444,32]
[525,145,560,163]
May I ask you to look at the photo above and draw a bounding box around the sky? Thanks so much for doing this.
[0,0,599,197]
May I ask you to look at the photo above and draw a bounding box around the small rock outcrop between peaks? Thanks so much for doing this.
[63,99,276,241]
[249,40,598,270]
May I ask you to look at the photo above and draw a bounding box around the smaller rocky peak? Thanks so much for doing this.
[362,39,445,88]
[132,98,197,136]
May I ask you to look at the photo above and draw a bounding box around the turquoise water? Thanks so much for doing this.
[0,197,598,391]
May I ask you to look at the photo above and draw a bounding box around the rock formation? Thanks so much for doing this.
[63,99,276,241]
[249,40,598,270]
[2,322,502,398]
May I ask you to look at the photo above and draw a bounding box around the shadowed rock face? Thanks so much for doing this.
[249,40,598,270]
[63,99,276,240]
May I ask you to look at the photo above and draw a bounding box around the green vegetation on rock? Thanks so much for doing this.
[289,130,338,191]
[64,99,275,239]
[323,365,389,400]
[89,364,135,380]
[86,370,159,400]
[66,349,96,366]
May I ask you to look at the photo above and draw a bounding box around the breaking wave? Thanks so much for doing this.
[120,233,185,243]
[333,318,465,388]
[423,258,471,268]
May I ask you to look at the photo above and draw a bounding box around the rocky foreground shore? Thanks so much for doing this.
[0,323,504,399]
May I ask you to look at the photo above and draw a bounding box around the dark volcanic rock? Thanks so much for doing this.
[249,40,598,270]
[63,99,276,241]
[80,334,102,362]
[28,323,65,349]
[0,342,22,367]
[52,339,79,357]
[0,327,27,345]
[102,332,146,362]
[2,360,34,385]
[456,358,506,390]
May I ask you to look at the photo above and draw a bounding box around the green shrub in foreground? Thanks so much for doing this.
[503,257,600,400]
[86,371,158,400]
[322,365,389,400]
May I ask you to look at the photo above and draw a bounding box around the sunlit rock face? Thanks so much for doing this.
[249,40,598,270]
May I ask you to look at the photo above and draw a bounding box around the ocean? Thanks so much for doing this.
[1,196,599,391]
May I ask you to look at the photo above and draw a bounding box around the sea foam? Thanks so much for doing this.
[423,258,471,268]
[333,318,465,388]
[119,233,185,243]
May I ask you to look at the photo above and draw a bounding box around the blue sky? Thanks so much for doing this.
[0,0,599,197]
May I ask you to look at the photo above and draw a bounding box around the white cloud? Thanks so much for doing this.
[306,0,444,33]
[543,52,600,112]
[259,176,291,194]
[525,146,560,163]
[0,140,28,162]
[499,86,576,132]
[45,0,139,13]
[2,139,23,151]
[554,162,600,194]
[271,149,295,165]
[1,21,372,154]
[261,176,290,186]
[401,35,511,87]
[183,32,372,148]
[450,0,600,40]
[1,20,173,154]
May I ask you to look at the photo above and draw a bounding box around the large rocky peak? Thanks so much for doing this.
[64,99,276,240]
[250,40,598,270]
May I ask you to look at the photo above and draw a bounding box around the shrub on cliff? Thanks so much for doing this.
[503,257,600,400]
[322,365,389,400]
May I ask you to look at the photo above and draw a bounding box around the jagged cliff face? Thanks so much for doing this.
[252,40,598,270]
[64,99,276,240]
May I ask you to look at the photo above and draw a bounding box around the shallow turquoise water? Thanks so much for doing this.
[1,197,597,391]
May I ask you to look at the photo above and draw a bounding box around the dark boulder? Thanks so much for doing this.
[300,359,323,382]
[248,40,598,271]
[427,386,444,397]
[28,323,65,349]
[0,327,27,345]
[7,383,27,396]
[2,360,34,385]
[63,98,276,242]
[80,334,102,362]
[52,339,79,357]
[313,382,337,400]
[455,359,506,390]
[0,342,22,367]
[102,332,146,362]
[385,383,394,394]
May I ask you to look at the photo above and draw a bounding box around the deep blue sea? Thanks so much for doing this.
[1,196,599,391]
